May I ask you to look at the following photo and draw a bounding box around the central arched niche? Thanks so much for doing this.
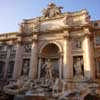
[41,43,59,58]
[40,43,60,78]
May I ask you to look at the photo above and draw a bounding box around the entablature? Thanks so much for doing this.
[0,32,18,42]
[19,5,91,35]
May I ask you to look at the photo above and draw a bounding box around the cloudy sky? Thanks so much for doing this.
[0,0,99,33]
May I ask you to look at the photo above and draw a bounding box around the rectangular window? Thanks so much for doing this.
[0,46,7,52]
[7,61,14,78]
[0,61,5,79]
[96,60,100,78]
[96,36,100,45]
[98,62,100,73]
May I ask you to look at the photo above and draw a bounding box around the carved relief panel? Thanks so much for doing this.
[23,43,32,53]
[72,38,82,49]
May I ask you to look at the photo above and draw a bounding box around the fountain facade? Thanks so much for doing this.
[1,2,100,100]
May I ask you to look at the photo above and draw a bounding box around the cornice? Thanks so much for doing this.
[22,9,89,24]
[0,25,92,42]
[0,32,18,35]
[17,32,32,37]
[0,32,18,41]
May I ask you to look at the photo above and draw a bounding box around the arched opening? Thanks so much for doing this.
[39,43,62,79]
[41,43,59,58]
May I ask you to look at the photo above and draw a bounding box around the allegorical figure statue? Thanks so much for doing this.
[42,3,63,18]
[3,64,31,95]
[19,23,25,33]
[74,58,84,80]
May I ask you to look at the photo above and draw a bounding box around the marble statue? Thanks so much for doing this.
[42,8,49,18]
[74,58,84,80]
[45,59,53,79]
[84,13,90,24]
[19,23,25,33]
[53,78,64,96]
[63,14,70,25]
[41,59,53,79]
[42,3,63,18]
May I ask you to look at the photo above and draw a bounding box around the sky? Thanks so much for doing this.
[0,0,100,33]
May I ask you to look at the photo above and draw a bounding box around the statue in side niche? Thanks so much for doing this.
[74,58,84,80]
[42,3,63,18]
[3,64,32,95]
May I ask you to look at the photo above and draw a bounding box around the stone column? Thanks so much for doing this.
[13,43,24,79]
[63,32,73,80]
[29,36,38,79]
[59,53,63,79]
[82,30,95,79]
[4,47,10,79]
[38,58,41,79]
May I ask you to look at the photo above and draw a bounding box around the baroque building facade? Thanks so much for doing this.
[0,3,100,100]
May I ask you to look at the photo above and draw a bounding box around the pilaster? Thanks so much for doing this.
[3,48,10,79]
[59,53,63,79]
[13,42,24,79]
[82,28,95,80]
[38,57,41,79]
[63,31,73,80]
[29,34,38,79]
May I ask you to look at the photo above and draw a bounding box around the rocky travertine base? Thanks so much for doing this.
[25,96,53,100]
[3,78,100,100]
[0,92,9,100]
[14,95,24,100]
[0,91,14,100]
